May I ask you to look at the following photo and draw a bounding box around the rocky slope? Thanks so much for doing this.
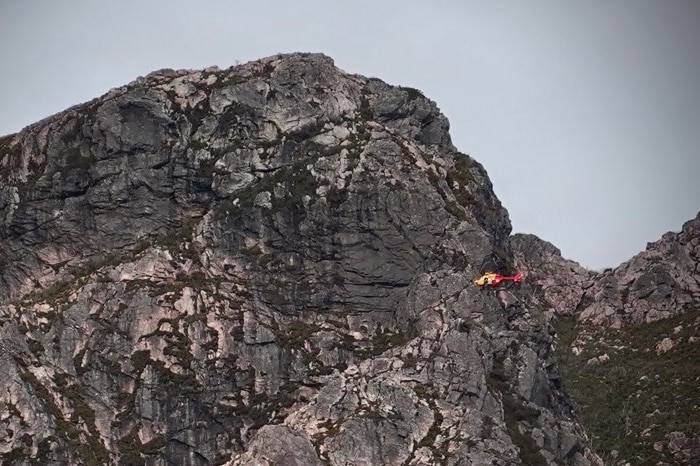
[513,215,700,465]
[0,53,601,465]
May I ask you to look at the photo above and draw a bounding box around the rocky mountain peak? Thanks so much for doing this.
[513,213,700,328]
[0,53,600,465]
[0,52,511,303]
[578,212,700,328]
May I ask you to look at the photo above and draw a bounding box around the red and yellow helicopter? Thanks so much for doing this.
[474,272,524,287]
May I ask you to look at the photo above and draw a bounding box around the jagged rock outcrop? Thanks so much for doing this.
[655,431,700,465]
[0,53,600,465]
[512,213,700,328]
[511,234,594,317]
[577,213,700,327]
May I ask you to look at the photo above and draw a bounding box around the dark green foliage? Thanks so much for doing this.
[415,384,450,464]
[76,251,124,278]
[286,120,326,144]
[131,350,151,373]
[184,99,210,134]
[0,133,15,153]
[158,215,200,255]
[277,320,321,347]
[27,338,45,356]
[17,369,108,466]
[359,94,374,121]
[0,135,21,178]
[115,425,146,466]
[262,62,276,76]
[54,374,108,465]
[369,329,407,355]
[198,155,228,178]
[24,279,73,307]
[487,349,549,465]
[444,200,468,221]
[352,328,407,359]
[0,135,22,178]
[446,155,474,207]
[115,427,166,464]
[401,86,424,101]
[2,446,28,463]
[223,159,324,219]
[62,147,94,172]
[554,307,700,465]
[385,179,406,192]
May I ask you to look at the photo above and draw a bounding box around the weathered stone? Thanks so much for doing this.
[513,213,700,328]
[655,337,675,354]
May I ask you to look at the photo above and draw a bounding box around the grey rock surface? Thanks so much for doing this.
[0,53,600,465]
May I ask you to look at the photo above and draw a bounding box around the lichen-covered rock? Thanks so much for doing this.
[0,53,599,465]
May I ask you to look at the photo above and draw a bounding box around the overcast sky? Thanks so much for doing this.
[1,1,698,270]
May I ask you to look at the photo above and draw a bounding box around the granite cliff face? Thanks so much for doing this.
[0,53,600,465]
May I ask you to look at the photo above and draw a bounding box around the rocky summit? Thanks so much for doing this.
[0,53,604,465]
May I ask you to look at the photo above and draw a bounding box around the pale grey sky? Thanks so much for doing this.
[1,1,698,270]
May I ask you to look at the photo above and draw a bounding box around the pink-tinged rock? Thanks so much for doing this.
[173,287,196,316]
[511,233,593,316]
[667,431,689,452]
[655,337,675,354]
[115,249,176,283]
[586,353,610,366]
[36,244,75,266]
[599,214,698,326]
[0,52,608,466]
[668,432,700,462]
[229,425,324,466]
[497,290,518,309]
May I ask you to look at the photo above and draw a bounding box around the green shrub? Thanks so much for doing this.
[554,309,700,465]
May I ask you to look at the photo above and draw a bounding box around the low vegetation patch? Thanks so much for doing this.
[554,307,700,465]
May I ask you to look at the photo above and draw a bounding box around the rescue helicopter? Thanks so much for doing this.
[474,272,524,287]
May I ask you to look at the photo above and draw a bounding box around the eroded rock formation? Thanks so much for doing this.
[513,217,700,465]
